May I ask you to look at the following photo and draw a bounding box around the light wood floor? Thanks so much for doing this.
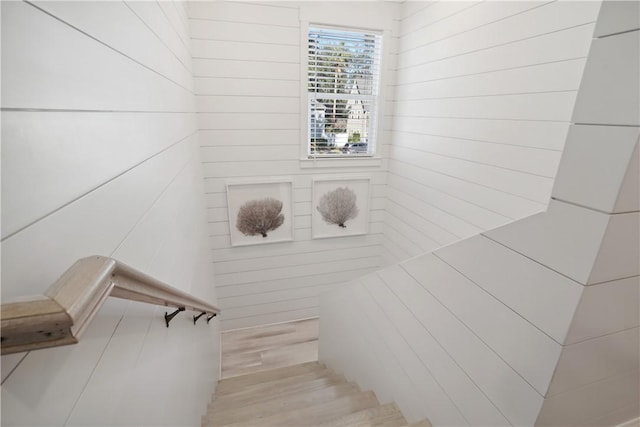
[204,361,432,427]
[210,319,433,426]
[221,318,319,379]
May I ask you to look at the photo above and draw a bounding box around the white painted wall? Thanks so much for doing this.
[514,3,640,423]
[321,2,640,426]
[2,1,633,425]
[383,1,601,264]
[1,2,219,426]
[188,1,399,331]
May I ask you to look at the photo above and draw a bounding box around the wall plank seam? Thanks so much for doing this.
[25,1,195,95]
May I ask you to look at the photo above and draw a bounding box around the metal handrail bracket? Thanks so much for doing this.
[0,256,220,355]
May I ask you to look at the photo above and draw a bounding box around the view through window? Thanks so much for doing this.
[307,26,382,157]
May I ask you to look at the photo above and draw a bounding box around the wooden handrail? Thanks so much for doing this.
[0,256,220,355]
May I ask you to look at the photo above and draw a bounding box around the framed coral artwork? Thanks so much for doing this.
[226,178,294,247]
[311,176,371,239]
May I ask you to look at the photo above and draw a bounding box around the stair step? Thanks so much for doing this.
[216,361,324,395]
[220,319,319,378]
[222,340,318,378]
[375,413,411,426]
[405,421,433,427]
[214,366,334,400]
[222,319,317,355]
[212,390,379,427]
[205,382,360,426]
[203,360,432,427]
[319,402,403,426]
[220,351,262,371]
[210,371,347,411]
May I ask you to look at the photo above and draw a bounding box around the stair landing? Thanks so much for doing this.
[221,318,319,379]
[211,319,431,426]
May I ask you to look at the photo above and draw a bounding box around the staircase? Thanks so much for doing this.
[202,361,432,427]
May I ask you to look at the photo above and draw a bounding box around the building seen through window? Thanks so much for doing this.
[307,26,382,156]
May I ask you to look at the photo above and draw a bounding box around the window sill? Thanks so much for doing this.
[299,156,383,169]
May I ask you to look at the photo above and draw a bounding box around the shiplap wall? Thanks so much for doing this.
[383,0,601,264]
[518,2,640,423]
[1,2,218,426]
[318,2,640,426]
[188,1,398,331]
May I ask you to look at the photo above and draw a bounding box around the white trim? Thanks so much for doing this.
[300,20,311,160]
[307,22,384,36]
[300,157,383,169]
[375,28,391,159]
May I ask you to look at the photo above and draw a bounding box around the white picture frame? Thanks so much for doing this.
[226,178,294,247]
[312,176,371,239]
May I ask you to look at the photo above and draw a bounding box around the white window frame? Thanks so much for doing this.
[300,21,387,168]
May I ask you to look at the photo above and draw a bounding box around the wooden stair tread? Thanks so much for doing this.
[404,421,433,427]
[220,319,319,378]
[214,366,334,399]
[222,341,318,378]
[206,382,360,425]
[222,320,318,354]
[211,372,347,411]
[202,361,431,427]
[216,361,324,394]
[213,390,380,427]
[319,402,403,426]
[374,413,411,426]
[219,351,262,371]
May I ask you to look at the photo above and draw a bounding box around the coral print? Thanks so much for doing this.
[236,198,285,238]
[316,187,359,228]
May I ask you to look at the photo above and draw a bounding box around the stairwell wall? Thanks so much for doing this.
[1,2,218,426]
[383,1,602,264]
[319,2,632,426]
[188,1,399,331]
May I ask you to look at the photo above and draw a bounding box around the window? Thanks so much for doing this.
[307,25,383,157]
